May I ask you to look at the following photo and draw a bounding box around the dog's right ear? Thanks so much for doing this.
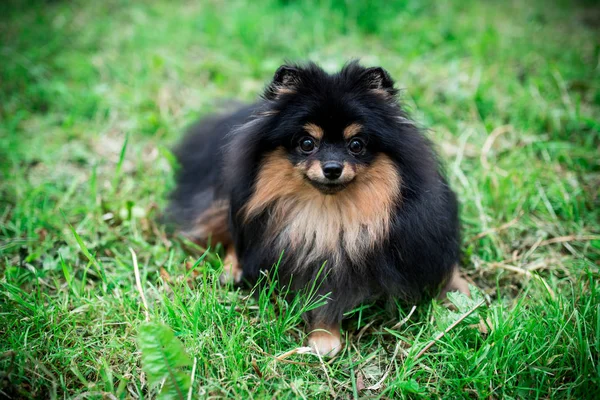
[263,65,301,100]
[362,67,397,97]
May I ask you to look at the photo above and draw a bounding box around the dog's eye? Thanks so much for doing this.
[348,138,365,154]
[299,137,317,154]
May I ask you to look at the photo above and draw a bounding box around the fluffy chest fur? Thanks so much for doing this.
[243,149,401,269]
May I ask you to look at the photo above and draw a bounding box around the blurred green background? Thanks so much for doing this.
[1,0,599,398]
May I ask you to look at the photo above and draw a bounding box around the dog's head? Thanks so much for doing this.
[250,61,403,195]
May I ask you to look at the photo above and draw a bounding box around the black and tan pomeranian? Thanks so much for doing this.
[166,61,469,356]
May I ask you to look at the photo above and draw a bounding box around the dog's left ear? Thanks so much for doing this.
[363,67,396,97]
[264,65,301,100]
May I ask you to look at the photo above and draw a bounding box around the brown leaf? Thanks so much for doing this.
[251,358,263,378]
[356,371,365,392]
[159,267,171,283]
[36,228,48,241]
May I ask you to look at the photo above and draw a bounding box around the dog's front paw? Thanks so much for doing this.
[219,248,242,285]
[438,265,470,300]
[308,325,342,357]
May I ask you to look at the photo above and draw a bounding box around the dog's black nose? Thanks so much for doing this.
[322,162,343,180]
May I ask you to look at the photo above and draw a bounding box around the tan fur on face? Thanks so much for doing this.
[340,162,357,182]
[343,123,362,139]
[243,149,401,269]
[305,160,356,184]
[303,123,324,140]
[305,160,325,181]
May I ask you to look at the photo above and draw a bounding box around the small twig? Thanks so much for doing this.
[415,299,486,360]
[480,125,512,170]
[254,346,320,366]
[491,263,556,300]
[187,357,197,400]
[391,305,417,330]
[316,352,336,398]
[127,386,139,399]
[539,235,600,247]
[492,263,533,276]
[130,248,150,322]
[366,340,403,391]
[522,236,545,263]
[356,320,376,344]
[275,346,314,361]
[251,358,263,378]
[468,214,522,243]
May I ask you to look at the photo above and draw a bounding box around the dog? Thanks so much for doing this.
[166,61,469,356]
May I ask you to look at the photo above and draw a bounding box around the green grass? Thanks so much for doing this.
[1,0,599,398]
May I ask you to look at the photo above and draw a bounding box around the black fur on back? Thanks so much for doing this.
[164,104,256,234]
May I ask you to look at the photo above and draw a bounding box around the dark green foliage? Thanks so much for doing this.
[138,323,193,400]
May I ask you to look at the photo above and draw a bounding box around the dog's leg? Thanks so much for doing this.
[438,265,470,300]
[308,322,342,357]
[219,246,243,285]
[184,199,231,247]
